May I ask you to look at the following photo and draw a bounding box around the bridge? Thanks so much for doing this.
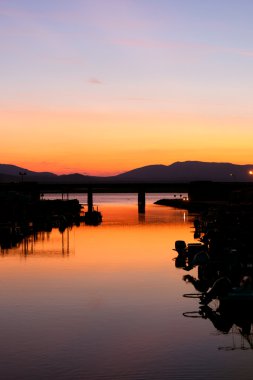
[38,182,190,214]
[1,181,253,214]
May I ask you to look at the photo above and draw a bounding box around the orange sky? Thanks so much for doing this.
[2,1,253,175]
[2,105,253,175]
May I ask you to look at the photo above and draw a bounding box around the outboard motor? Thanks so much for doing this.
[175,240,186,254]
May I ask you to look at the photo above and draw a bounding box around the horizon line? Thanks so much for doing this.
[1,160,253,177]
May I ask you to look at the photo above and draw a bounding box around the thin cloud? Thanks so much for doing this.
[113,38,253,58]
[88,77,103,85]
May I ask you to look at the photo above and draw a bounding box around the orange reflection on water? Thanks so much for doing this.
[73,223,191,272]
[0,204,206,380]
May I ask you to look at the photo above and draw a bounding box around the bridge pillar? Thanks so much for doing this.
[138,191,146,214]
[87,189,93,213]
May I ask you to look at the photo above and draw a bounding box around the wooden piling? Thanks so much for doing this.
[87,189,93,213]
[138,191,146,214]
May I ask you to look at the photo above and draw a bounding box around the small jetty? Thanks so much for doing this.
[0,185,103,249]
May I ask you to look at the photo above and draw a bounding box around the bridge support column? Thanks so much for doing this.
[138,191,146,214]
[87,189,93,213]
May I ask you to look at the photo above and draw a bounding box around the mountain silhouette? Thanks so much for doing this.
[115,161,253,182]
[0,164,56,177]
[0,161,253,183]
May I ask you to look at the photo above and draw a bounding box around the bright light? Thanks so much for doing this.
[249,171,253,175]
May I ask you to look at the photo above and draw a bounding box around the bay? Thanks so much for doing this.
[0,194,252,380]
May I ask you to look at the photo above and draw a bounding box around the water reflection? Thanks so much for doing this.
[1,228,72,257]
[183,302,253,350]
[1,201,253,380]
[177,205,253,357]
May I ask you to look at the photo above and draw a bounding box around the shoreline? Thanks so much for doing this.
[154,198,235,212]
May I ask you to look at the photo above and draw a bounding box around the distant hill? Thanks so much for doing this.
[0,164,104,183]
[0,161,253,183]
[0,164,59,184]
[0,164,57,178]
[114,161,253,182]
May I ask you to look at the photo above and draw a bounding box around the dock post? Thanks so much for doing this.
[138,191,146,214]
[87,189,93,213]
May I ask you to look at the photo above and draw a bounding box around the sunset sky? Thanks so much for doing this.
[1,0,253,175]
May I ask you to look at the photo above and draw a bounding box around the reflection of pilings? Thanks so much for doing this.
[87,189,93,213]
[138,213,146,223]
[138,192,146,214]
[61,228,70,255]
[21,237,34,256]
[62,231,64,255]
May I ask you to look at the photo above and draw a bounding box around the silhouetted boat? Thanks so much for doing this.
[184,289,253,311]
[174,240,206,254]
[84,210,102,226]
[218,291,253,312]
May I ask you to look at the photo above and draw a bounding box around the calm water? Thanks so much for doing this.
[1,194,253,380]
